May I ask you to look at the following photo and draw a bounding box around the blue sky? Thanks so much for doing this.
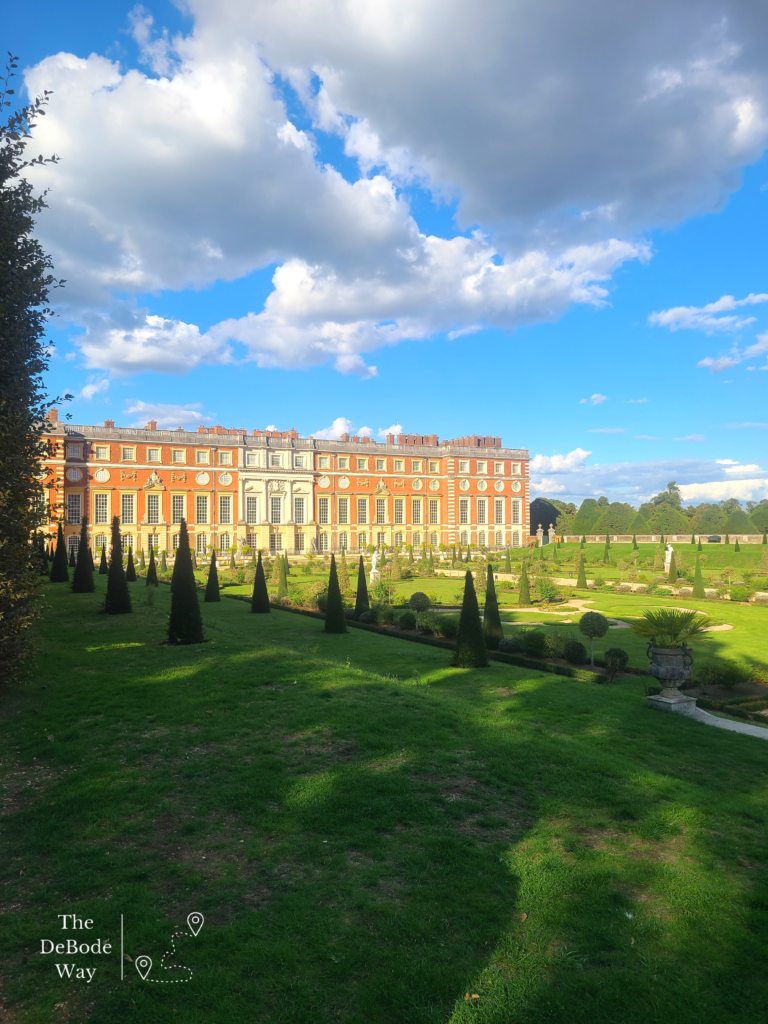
[9,0,768,505]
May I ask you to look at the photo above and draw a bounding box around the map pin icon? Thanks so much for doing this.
[187,912,204,937]
[135,956,152,981]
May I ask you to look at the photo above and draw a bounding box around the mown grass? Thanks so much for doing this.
[1,579,768,1023]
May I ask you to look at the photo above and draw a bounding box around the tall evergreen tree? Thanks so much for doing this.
[69,546,78,567]
[104,517,131,614]
[98,545,108,575]
[518,562,531,607]
[602,536,610,563]
[337,549,350,590]
[71,517,94,593]
[408,546,414,564]
[632,534,638,550]
[734,539,741,552]
[457,544,462,564]
[251,548,257,566]
[146,545,158,587]
[324,554,347,633]
[580,535,586,548]
[139,548,146,569]
[270,555,282,585]
[390,551,402,580]
[504,547,511,573]
[50,523,69,583]
[482,565,504,650]
[205,548,220,602]
[454,570,488,668]
[552,542,559,563]
[697,537,703,551]
[538,543,544,561]
[763,529,767,545]
[725,533,730,545]
[229,549,236,569]
[160,550,167,572]
[692,557,705,599]
[691,533,696,545]
[667,551,678,584]
[284,551,291,574]
[125,548,136,582]
[354,556,369,619]
[250,551,270,613]
[168,520,203,643]
[276,552,289,601]
[576,554,587,589]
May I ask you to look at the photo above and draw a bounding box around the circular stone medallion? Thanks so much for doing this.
[412,479,423,490]
[511,480,522,493]
[318,476,331,489]
[337,476,350,489]
[429,479,440,491]
[459,478,470,491]
[195,471,210,485]
[219,472,232,486]
[66,468,83,482]
[94,468,110,483]
[477,479,487,491]
[495,479,505,492]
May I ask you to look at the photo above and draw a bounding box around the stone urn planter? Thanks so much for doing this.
[646,642,697,714]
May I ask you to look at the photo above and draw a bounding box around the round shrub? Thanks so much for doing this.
[409,592,431,612]
[563,639,587,665]
[520,629,547,658]
[497,636,522,654]
[544,632,565,658]
[695,659,751,690]
[316,592,328,613]
[418,610,441,635]
[357,610,374,624]
[379,605,400,626]
[344,608,355,619]
[604,647,629,680]
[398,610,417,630]
[730,586,750,603]
[437,615,460,639]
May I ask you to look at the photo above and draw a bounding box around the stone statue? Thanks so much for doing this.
[664,543,674,570]
[370,547,380,585]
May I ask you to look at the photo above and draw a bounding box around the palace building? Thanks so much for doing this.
[39,411,529,558]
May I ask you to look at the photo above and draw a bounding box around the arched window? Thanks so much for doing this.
[339,532,348,550]
[196,533,207,554]
[219,533,230,551]
[320,533,329,551]
[412,532,421,547]
[394,532,403,547]
[430,532,438,547]
[512,531,520,548]
[460,531,468,545]
[495,531,503,547]
[67,535,80,555]
[478,531,486,547]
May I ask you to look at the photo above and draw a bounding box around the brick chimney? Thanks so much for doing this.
[340,432,350,442]
[146,419,157,430]
[104,419,115,428]
[198,425,206,433]
[46,408,58,423]
[386,433,395,444]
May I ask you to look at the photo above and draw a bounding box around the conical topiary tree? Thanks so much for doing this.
[270,555,282,585]
[725,533,730,545]
[324,554,347,633]
[456,544,462,564]
[504,547,511,573]
[50,523,69,583]
[71,517,95,593]
[161,550,167,571]
[229,549,236,570]
[354,556,369,619]
[146,546,158,586]
[276,552,289,602]
[68,547,76,568]
[250,551,270,613]
[538,543,544,561]
[168,520,203,643]
[692,557,705,599]
[104,517,131,614]
[98,545,108,575]
[697,537,703,551]
[390,551,402,580]
[482,565,504,650]
[125,548,136,582]
[337,550,349,590]
[576,553,587,589]
[580,535,586,548]
[667,551,678,584]
[763,529,767,545]
[454,570,488,668]
[518,562,531,606]
[734,539,741,553]
[205,548,221,602]
[691,533,696,545]
[632,534,638,550]
[602,536,610,563]
[139,549,146,570]
[284,552,291,574]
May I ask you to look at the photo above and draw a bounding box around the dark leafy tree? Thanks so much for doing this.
[518,562,531,606]
[578,611,609,666]
[146,546,158,587]
[98,545,108,575]
[604,648,629,682]
[68,546,76,567]
[453,570,488,668]
[104,517,131,614]
[482,565,504,650]
[763,529,767,545]
[276,551,289,602]
[71,516,94,593]
[250,551,270,613]
[576,554,587,589]
[204,548,220,602]
[49,523,69,583]
[125,548,136,582]
[324,554,347,633]
[692,557,705,599]
[167,520,203,643]
[724,533,729,545]
[354,556,369,619]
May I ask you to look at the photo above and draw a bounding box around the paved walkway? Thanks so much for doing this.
[690,707,768,740]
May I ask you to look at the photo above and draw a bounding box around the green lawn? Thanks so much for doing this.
[2,580,768,1023]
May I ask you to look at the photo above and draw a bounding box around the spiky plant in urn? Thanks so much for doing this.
[630,609,712,713]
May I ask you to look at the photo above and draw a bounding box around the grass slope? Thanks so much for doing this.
[1,581,767,1023]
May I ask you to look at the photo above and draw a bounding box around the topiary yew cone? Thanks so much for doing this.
[168,520,203,643]
[50,523,69,583]
[104,517,131,614]
[146,546,158,587]
[324,554,347,634]
[205,548,220,602]
[454,570,488,668]
[354,556,369,619]
[71,516,94,593]
[482,564,504,650]
[250,551,270,613]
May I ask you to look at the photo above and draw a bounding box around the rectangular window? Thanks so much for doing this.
[338,532,347,550]
[94,534,107,553]
[357,532,366,550]
[94,445,109,460]
[411,499,422,525]
[121,447,135,461]
[477,461,487,474]
[172,495,185,524]
[294,454,305,469]
[172,449,185,463]
[376,498,386,524]
[411,460,422,472]
[357,458,367,470]
[218,533,231,552]
[495,462,504,474]
[357,498,368,524]
[511,462,520,475]
[196,533,207,554]
[269,533,283,553]
[196,450,208,464]
[147,448,160,462]
[295,532,305,551]
[219,451,231,465]
[429,461,438,473]
[394,460,403,471]
[319,533,329,551]
[377,532,386,548]
[67,493,82,525]
[94,494,108,525]
[412,532,421,548]
[66,444,83,459]
[147,535,159,551]
[318,456,329,469]
[294,497,305,524]
[394,498,404,524]
[338,497,349,524]
[196,494,208,525]
[512,500,521,525]
[246,451,258,466]
[172,533,181,550]
[121,494,135,525]
[477,499,487,525]
[459,460,469,473]
[270,497,282,524]
[246,496,259,524]
[270,453,282,467]
[376,459,386,471]
[495,499,504,524]
[219,494,232,525]
[318,497,329,524]
[338,457,349,469]
[147,493,160,525]
[429,499,439,524]
[459,498,469,525]
[122,533,134,550]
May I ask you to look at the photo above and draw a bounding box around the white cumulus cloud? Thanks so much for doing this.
[123,400,212,429]
[649,293,768,333]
